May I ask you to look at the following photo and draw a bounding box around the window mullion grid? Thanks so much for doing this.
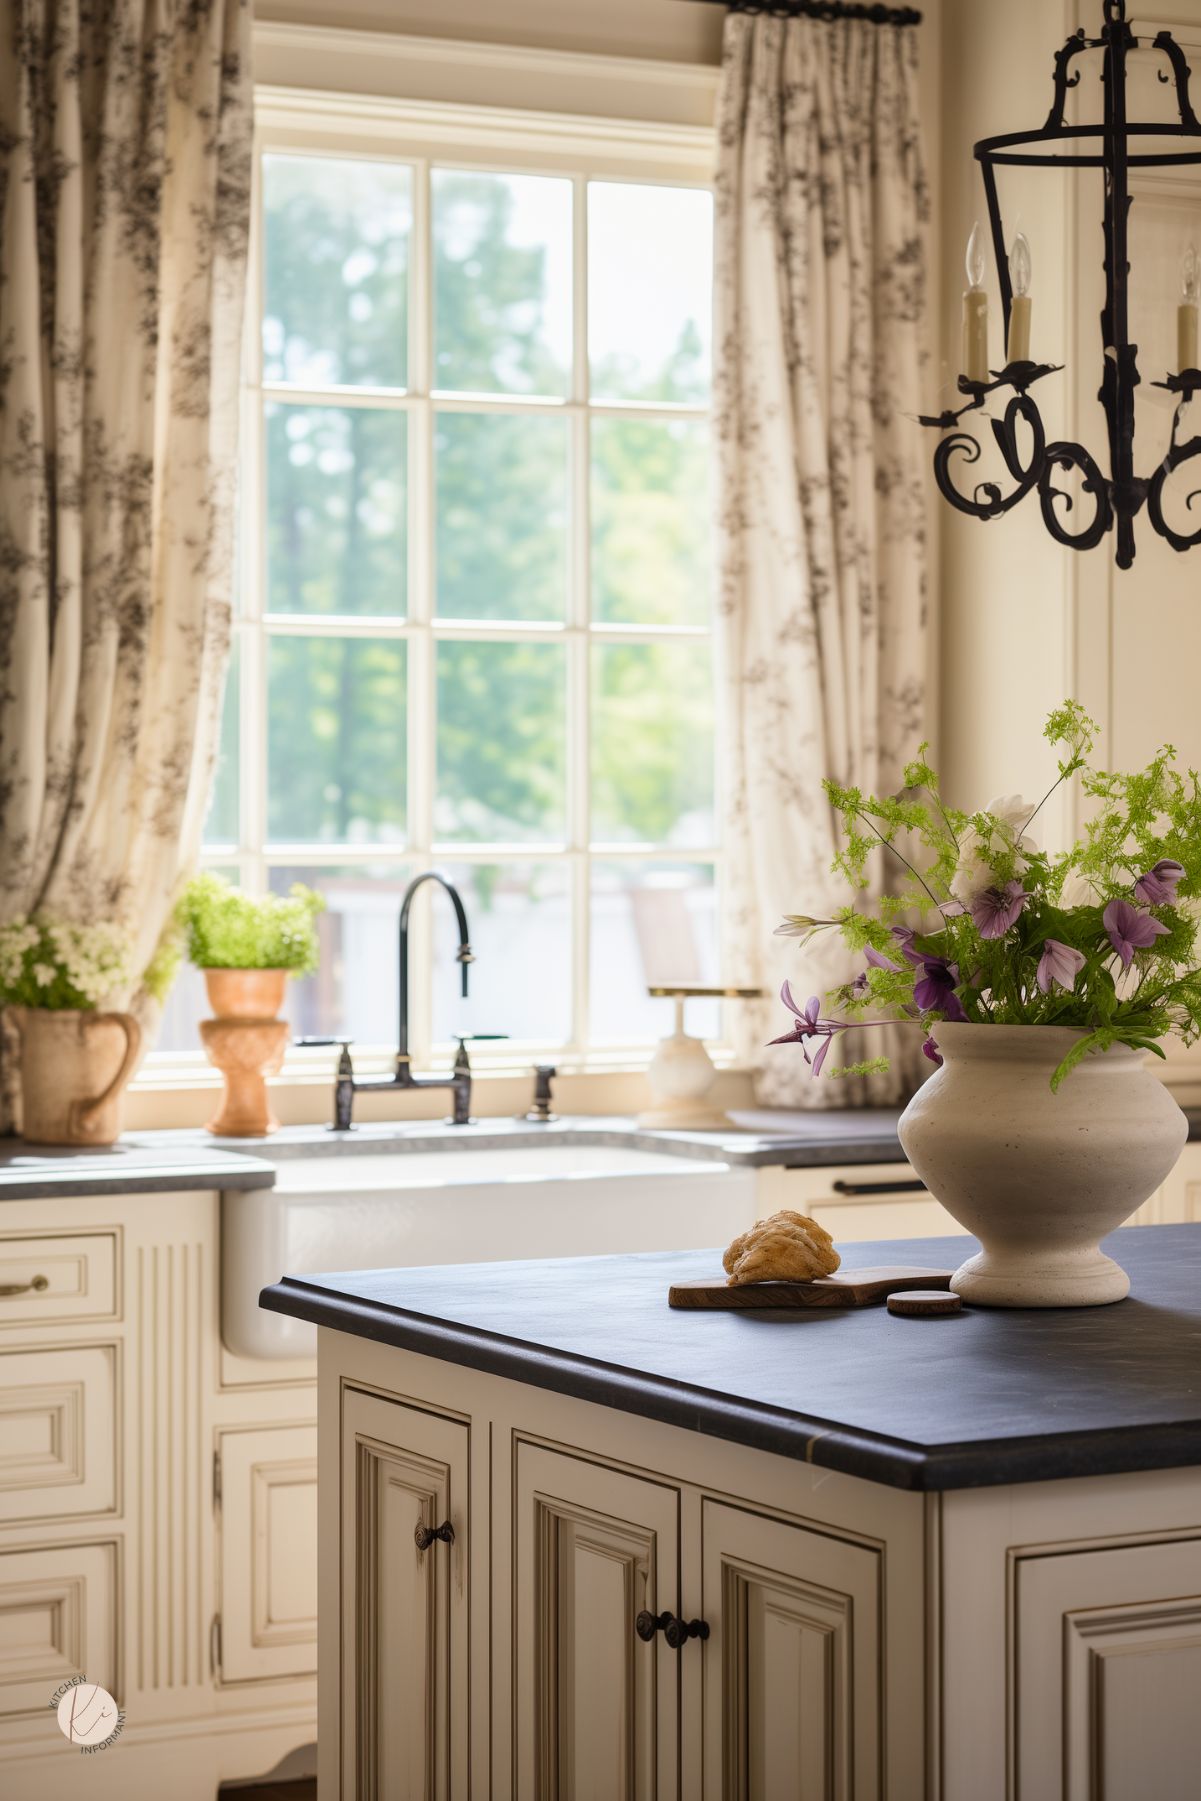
[407,155,436,1072]
[567,171,591,1058]
[216,139,722,1077]
[244,229,268,901]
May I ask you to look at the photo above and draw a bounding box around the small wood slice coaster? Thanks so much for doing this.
[886,1290,963,1317]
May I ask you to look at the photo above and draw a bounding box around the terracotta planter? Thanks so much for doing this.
[203,968,287,1021]
[899,1023,1188,1307]
[199,968,289,1137]
[14,1008,142,1147]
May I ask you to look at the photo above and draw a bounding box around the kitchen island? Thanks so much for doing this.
[263,1226,1201,1801]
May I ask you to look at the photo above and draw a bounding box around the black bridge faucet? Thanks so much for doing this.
[332,872,475,1131]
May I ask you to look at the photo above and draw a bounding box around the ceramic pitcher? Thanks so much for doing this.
[15,1007,142,1146]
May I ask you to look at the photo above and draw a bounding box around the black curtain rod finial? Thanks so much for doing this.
[720,2,923,25]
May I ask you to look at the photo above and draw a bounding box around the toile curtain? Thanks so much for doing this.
[0,0,253,1123]
[714,9,931,1107]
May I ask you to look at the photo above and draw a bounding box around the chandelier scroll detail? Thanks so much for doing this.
[920,0,1201,570]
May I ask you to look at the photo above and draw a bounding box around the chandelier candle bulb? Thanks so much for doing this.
[962,221,990,382]
[1180,244,1199,371]
[1007,232,1033,364]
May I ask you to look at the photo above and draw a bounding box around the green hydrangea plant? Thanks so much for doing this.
[774,702,1201,1090]
[177,874,324,976]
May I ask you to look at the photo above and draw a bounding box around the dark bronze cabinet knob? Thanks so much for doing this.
[635,1609,709,1647]
[414,1518,455,1553]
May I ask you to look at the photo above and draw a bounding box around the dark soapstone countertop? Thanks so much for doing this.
[261,1226,1201,1494]
[0,1137,275,1200]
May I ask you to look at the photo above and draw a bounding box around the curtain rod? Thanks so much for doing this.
[706,2,923,24]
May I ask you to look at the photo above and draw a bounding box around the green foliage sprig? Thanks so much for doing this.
[178,875,324,975]
[776,702,1201,1089]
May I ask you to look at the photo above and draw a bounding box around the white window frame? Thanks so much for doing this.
[157,87,723,1082]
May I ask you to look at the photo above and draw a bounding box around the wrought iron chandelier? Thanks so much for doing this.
[921,0,1201,569]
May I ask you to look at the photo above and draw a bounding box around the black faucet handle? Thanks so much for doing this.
[526,1064,557,1123]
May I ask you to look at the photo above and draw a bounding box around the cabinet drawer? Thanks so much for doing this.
[218,1423,318,1683]
[758,1162,967,1242]
[0,1345,118,1522]
[0,1232,118,1327]
[0,1539,118,1718]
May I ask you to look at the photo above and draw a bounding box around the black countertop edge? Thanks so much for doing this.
[260,1275,1201,1494]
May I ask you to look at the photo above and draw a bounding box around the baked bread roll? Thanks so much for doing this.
[722,1209,840,1286]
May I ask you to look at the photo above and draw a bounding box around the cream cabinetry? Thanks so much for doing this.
[319,1329,1201,1801]
[757,1138,1201,1239]
[320,1338,925,1800]
[217,1422,318,1683]
[0,1539,118,1721]
[701,1500,881,1800]
[514,1443,680,1799]
[1012,1537,1201,1800]
[338,1389,470,1799]
[0,1191,317,1801]
[756,1158,967,1241]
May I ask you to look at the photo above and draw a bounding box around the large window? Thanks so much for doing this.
[159,116,719,1068]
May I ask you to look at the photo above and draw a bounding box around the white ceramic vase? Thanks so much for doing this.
[898,1023,1188,1307]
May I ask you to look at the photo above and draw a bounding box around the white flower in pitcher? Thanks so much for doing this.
[949,794,1038,907]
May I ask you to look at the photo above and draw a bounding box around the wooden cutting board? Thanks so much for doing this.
[668,1266,955,1311]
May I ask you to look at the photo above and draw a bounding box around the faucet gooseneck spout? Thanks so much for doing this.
[330,871,476,1131]
[397,871,473,1069]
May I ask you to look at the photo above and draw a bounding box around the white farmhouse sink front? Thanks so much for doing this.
[225,1142,756,1359]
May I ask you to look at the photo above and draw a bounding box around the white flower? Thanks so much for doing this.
[949,794,1039,907]
[31,963,57,989]
[1060,868,1098,909]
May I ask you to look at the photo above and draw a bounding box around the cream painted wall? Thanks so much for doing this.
[253,0,725,66]
[937,1,1201,838]
[937,0,1077,832]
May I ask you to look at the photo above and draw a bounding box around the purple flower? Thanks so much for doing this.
[1134,859,1185,906]
[891,925,924,968]
[1036,938,1087,995]
[921,1034,943,1067]
[911,954,969,1022]
[969,881,1028,940]
[864,944,903,973]
[769,982,841,1075]
[1103,898,1171,969]
[850,971,870,997]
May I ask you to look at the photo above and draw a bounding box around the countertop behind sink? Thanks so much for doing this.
[4,1105,1200,1202]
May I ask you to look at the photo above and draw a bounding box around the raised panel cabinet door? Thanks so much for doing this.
[341,1388,469,1801]
[701,1500,883,1801]
[514,1441,682,1801]
[218,1423,318,1683]
[1014,1536,1201,1801]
